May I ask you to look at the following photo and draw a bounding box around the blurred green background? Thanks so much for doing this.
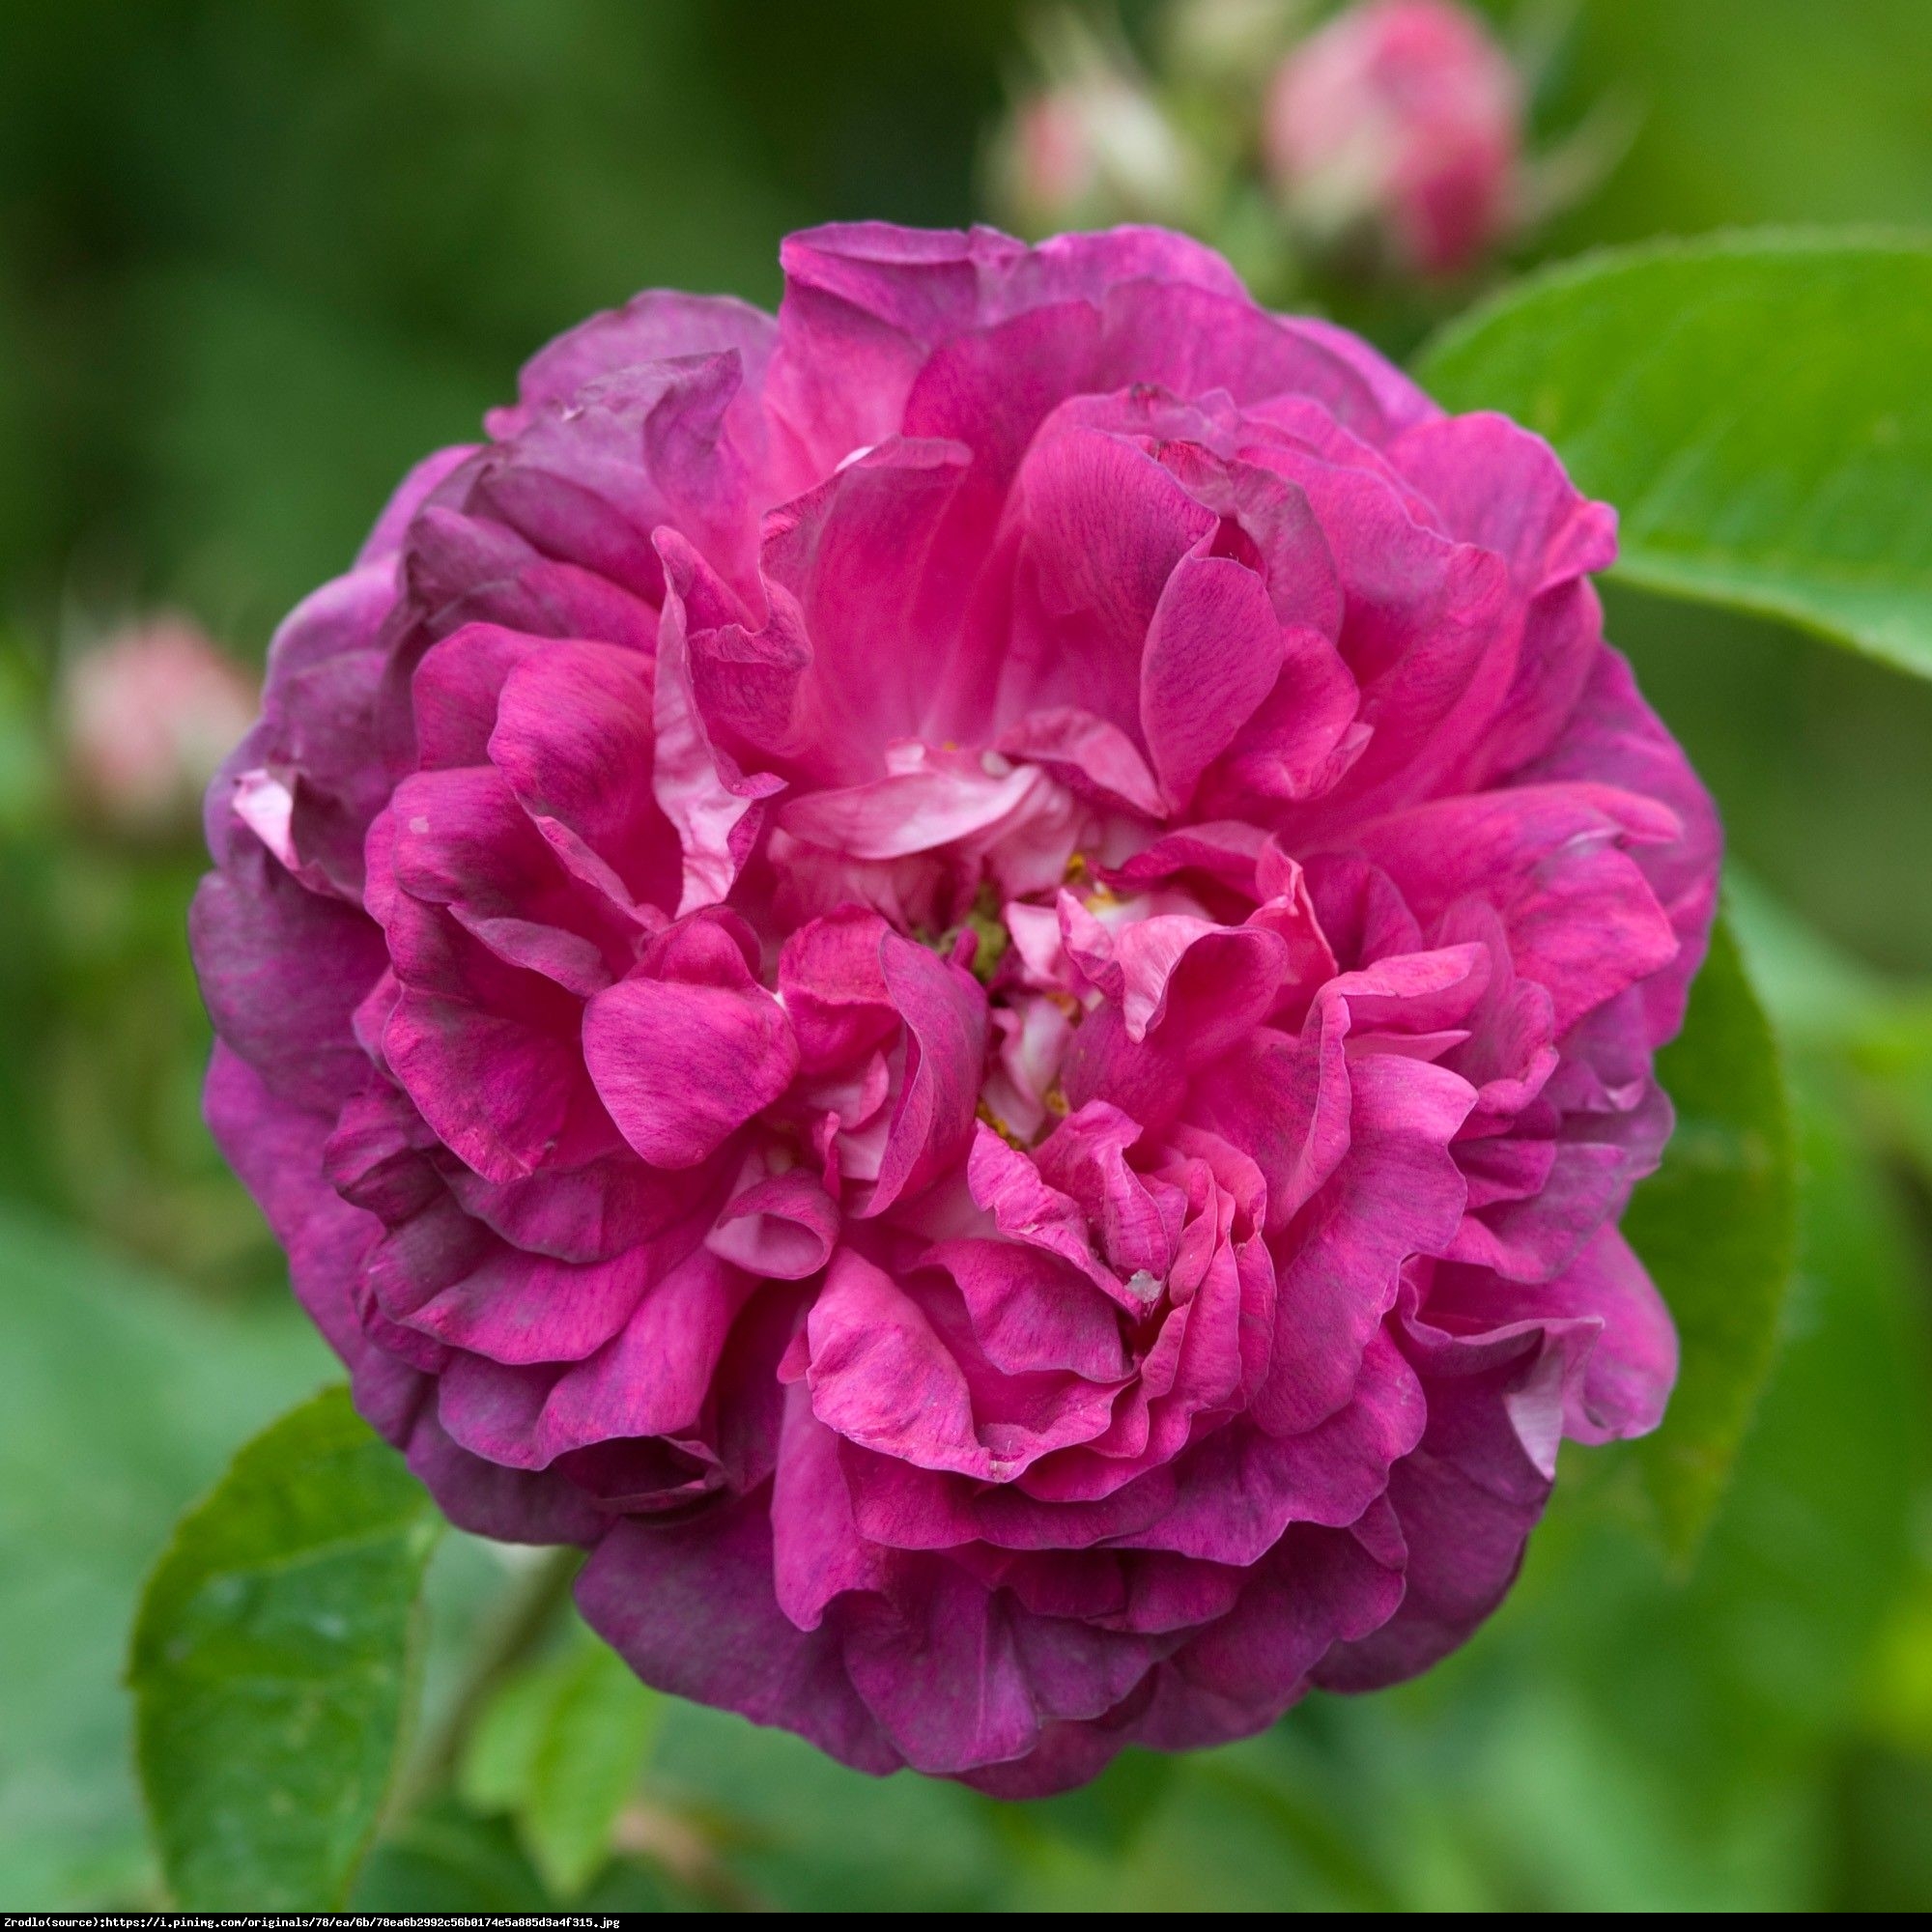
[2,0,1929,1912]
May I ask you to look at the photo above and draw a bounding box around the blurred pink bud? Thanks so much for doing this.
[63,618,257,835]
[1264,0,1521,279]
[1012,93,1098,218]
[994,73,1202,233]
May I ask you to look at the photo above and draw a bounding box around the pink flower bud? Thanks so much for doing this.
[993,74,1201,233]
[1264,0,1521,279]
[62,618,257,835]
[1010,93,1099,222]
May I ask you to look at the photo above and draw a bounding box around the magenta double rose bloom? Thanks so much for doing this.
[191,223,1717,1795]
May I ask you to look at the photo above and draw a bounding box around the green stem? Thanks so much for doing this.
[401,1544,582,1807]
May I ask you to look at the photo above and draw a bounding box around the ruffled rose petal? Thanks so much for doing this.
[583,921,800,1170]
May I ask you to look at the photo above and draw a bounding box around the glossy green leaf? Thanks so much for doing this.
[129,1386,440,1910]
[459,1622,662,1899]
[1621,915,1798,1559]
[1413,235,1932,678]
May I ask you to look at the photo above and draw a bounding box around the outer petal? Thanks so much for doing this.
[576,1500,902,1776]
[1427,1225,1677,1445]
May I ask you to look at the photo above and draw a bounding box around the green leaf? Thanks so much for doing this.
[459,1666,554,1818]
[1412,234,1932,679]
[128,1385,440,1910]
[1621,913,1798,1560]
[459,1622,662,1899]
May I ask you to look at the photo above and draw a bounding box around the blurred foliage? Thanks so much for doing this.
[1,0,1930,1914]
[1523,0,1932,246]
[458,1608,664,1900]
[0,1208,330,1905]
